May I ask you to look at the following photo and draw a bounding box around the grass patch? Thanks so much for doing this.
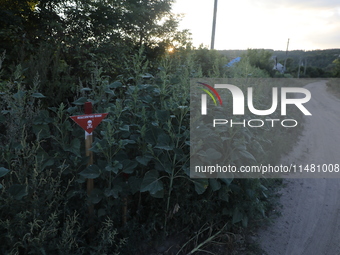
[327,78,340,99]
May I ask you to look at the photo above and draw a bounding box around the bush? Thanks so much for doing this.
[0,48,303,254]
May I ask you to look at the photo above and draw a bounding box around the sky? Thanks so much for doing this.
[171,0,340,51]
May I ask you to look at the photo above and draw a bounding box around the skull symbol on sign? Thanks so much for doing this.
[87,120,93,129]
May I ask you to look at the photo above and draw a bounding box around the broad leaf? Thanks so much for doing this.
[13,91,25,100]
[104,185,122,199]
[41,159,54,170]
[209,179,221,191]
[145,126,162,145]
[205,148,222,160]
[31,93,46,98]
[119,125,130,131]
[80,87,92,92]
[192,179,208,194]
[64,138,81,157]
[0,167,10,178]
[232,207,244,224]
[156,110,170,122]
[105,89,115,95]
[108,81,122,88]
[220,178,233,186]
[88,189,103,204]
[197,148,222,163]
[242,215,249,228]
[33,109,53,124]
[72,97,88,105]
[238,150,256,162]
[218,185,229,202]
[122,159,137,174]
[150,189,164,198]
[136,155,152,166]
[8,184,28,200]
[32,124,51,139]
[128,176,142,194]
[79,165,101,179]
[155,133,174,151]
[105,162,122,174]
[120,139,135,146]
[140,170,164,197]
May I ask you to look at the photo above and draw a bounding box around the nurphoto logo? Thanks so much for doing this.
[199,82,312,128]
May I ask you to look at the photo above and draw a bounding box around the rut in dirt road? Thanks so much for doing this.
[258,80,340,255]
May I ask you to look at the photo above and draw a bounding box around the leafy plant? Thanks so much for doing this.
[0,45,306,254]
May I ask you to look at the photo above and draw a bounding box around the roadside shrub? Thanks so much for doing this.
[327,78,340,95]
[0,48,304,254]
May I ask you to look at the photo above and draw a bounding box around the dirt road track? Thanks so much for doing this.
[258,80,340,255]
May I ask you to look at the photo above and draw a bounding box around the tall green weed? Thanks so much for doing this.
[0,47,305,254]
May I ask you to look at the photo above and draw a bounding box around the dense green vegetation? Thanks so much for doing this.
[328,59,340,95]
[1,45,291,254]
[0,0,331,254]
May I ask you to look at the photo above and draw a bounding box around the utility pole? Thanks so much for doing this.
[211,0,218,50]
[297,58,301,78]
[283,38,290,73]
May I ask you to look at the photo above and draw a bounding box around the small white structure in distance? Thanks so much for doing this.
[272,56,285,73]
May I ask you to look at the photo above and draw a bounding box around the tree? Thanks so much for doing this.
[332,58,340,77]
[244,49,274,76]
[0,0,190,83]
[1,0,187,54]
[0,0,39,62]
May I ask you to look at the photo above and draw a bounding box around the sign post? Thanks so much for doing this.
[70,102,108,218]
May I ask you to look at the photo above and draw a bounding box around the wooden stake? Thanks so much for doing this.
[122,196,128,225]
[86,131,94,215]
[84,102,94,226]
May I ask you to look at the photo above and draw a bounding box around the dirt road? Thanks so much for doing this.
[257,80,340,255]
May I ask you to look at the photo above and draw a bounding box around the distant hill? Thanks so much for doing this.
[218,49,340,71]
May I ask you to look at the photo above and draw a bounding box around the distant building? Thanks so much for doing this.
[273,62,285,73]
[272,56,285,73]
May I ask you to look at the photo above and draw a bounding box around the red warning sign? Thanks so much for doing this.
[70,113,108,133]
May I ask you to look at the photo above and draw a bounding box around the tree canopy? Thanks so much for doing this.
[0,0,190,72]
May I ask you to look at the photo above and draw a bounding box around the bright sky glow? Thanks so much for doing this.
[171,0,340,50]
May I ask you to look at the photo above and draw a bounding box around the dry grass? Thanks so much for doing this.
[327,78,340,99]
